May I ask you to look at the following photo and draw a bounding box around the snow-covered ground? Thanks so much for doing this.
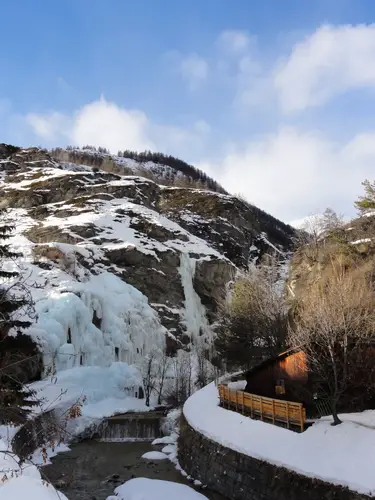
[184,383,375,496]
[107,477,208,500]
[30,363,149,436]
[0,438,68,500]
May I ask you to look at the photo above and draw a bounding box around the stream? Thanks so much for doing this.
[44,440,227,500]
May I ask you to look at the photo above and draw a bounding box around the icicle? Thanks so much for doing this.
[178,253,210,342]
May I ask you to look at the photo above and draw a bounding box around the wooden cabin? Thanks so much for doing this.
[244,347,375,417]
[245,348,308,399]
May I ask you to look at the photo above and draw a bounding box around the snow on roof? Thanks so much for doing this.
[184,383,375,496]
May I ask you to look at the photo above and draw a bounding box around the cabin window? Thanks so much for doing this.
[275,379,286,395]
[115,347,119,361]
[67,328,72,344]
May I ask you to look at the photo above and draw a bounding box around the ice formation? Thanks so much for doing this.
[29,272,167,375]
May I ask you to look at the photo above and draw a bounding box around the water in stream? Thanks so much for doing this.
[44,440,227,500]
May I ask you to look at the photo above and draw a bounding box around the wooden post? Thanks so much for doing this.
[300,405,304,433]
[250,394,253,418]
[235,391,238,412]
[260,397,263,421]
[272,399,275,424]
[242,392,245,415]
[286,401,290,429]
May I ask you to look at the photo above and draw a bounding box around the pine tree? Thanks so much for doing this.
[355,180,375,214]
[0,211,39,424]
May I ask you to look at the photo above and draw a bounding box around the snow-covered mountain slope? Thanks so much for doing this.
[51,146,227,194]
[0,144,295,379]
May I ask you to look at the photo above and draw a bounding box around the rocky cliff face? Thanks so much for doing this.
[0,144,295,372]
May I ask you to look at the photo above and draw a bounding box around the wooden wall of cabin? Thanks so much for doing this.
[245,351,312,405]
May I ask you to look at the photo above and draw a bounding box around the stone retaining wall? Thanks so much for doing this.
[178,415,370,500]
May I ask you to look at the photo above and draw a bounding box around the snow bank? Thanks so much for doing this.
[161,444,175,454]
[227,380,246,390]
[0,439,67,500]
[141,451,168,460]
[107,477,207,500]
[184,383,375,496]
[0,475,69,500]
[152,436,176,445]
[30,363,149,435]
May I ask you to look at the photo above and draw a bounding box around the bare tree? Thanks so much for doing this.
[215,254,288,371]
[156,348,170,405]
[194,340,215,389]
[165,350,194,407]
[320,207,344,234]
[293,209,345,262]
[292,214,324,261]
[141,350,159,407]
[289,262,375,425]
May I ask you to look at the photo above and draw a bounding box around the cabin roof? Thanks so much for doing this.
[245,346,303,377]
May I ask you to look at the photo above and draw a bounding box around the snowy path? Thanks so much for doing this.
[184,383,375,496]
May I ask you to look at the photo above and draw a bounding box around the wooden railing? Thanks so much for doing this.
[218,384,306,432]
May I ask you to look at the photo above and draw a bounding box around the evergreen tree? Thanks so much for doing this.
[355,180,375,214]
[0,211,39,424]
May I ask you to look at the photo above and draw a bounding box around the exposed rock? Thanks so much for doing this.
[26,225,83,244]
[194,258,235,320]
[105,246,184,307]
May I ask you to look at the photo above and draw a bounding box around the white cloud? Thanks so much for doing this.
[198,126,373,221]
[27,98,155,152]
[26,97,209,159]
[275,24,375,112]
[73,98,154,152]
[214,31,271,111]
[177,53,209,90]
[27,112,70,141]
[217,30,252,54]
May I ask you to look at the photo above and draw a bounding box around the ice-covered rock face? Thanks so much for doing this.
[0,145,294,375]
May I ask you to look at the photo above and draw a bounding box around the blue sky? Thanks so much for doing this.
[2,0,375,221]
